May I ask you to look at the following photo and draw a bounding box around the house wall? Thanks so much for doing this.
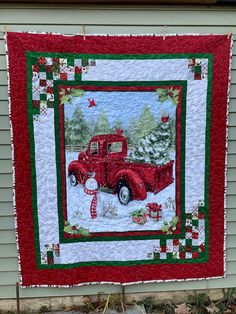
[0,4,236,299]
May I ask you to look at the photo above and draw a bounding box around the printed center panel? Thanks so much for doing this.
[60,85,182,237]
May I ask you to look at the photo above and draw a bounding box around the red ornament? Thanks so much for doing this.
[161,115,169,123]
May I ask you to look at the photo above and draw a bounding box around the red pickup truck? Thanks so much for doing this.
[68,133,174,205]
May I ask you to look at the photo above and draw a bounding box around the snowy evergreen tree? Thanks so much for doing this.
[124,117,137,147]
[113,120,123,131]
[133,106,156,143]
[87,116,95,137]
[64,117,72,145]
[94,111,111,135]
[129,115,172,165]
[65,107,90,148]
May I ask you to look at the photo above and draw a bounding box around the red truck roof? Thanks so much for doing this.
[91,134,126,142]
[88,133,128,159]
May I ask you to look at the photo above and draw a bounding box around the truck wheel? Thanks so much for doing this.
[69,173,77,186]
[117,181,132,205]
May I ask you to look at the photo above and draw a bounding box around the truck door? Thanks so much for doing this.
[106,141,124,185]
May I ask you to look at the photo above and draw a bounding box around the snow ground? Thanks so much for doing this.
[65,152,176,233]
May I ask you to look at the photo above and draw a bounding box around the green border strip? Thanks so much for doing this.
[27,56,42,266]
[26,52,212,268]
[28,51,212,60]
[203,54,213,260]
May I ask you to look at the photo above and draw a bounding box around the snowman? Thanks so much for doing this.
[82,173,103,219]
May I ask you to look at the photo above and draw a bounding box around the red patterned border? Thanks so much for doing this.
[7,33,231,286]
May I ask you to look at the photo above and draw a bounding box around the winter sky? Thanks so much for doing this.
[64,91,176,129]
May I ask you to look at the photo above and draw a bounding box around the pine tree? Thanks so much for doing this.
[113,120,123,131]
[64,117,72,145]
[133,106,156,143]
[129,115,172,165]
[94,111,111,135]
[66,107,90,148]
[125,118,136,147]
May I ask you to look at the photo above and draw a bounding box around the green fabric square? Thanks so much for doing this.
[32,108,40,115]
[160,238,166,247]
[47,101,54,108]
[47,251,53,259]
[40,94,47,101]
[67,58,74,66]
[198,206,205,211]
[195,65,201,74]
[153,252,160,260]
[192,220,198,226]
[46,72,53,80]
[186,239,192,247]
[39,64,46,72]
[81,58,89,67]
[75,73,82,81]
[192,246,199,252]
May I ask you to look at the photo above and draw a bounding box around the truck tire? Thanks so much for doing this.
[117,181,132,205]
[69,172,78,186]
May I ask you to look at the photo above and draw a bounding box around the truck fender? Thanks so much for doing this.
[113,169,147,201]
[68,161,88,184]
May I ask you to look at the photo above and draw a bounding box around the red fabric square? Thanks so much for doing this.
[60,73,67,80]
[40,80,47,86]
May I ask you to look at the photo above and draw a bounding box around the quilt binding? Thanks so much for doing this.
[4,31,233,288]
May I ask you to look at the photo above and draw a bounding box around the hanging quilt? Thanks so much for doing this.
[6,32,232,287]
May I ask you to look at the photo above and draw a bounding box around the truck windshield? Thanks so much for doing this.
[107,142,122,153]
[90,142,98,155]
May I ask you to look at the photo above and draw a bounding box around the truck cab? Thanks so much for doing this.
[71,134,128,189]
[84,134,128,161]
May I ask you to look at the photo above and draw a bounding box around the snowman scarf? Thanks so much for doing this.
[84,187,98,219]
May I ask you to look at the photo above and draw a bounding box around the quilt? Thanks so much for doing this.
[6,32,232,287]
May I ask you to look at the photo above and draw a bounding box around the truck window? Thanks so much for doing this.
[90,142,98,155]
[107,142,122,153]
